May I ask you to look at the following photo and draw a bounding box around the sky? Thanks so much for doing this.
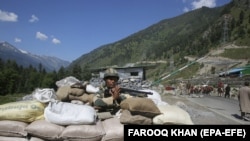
[0,0,231,62]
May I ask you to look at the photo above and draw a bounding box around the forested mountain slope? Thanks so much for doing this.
[68,0,250,81]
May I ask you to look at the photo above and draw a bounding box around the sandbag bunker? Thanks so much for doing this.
[0,77,193,141]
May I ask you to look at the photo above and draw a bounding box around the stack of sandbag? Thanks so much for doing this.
[0,100,47,141]
[0,95,123,141]
[0,118,124,141]
[56,82,99,105]
[23,119,105,141]
[119,97,162,125]
[0,105,122,141]
[0,120,29,141]
[141,89,194,125]
[24,117,123,141]
[0,79,193,140]
[118,89,194,125]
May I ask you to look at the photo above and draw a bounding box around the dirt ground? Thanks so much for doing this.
[160,94,239,125]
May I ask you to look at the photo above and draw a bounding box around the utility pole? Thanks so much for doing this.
[223,14,230,44]
[169,50,174,72]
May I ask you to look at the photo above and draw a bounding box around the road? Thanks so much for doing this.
[186,95,250,125]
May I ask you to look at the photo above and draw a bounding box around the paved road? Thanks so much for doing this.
[186,95,250,125]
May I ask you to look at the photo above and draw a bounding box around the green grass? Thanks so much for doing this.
[0,94,27,105]
[221,48,250,59]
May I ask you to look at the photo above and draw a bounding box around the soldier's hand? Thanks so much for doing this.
[110,85,121,100]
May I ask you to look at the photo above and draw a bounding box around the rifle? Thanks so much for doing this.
[104,87,153,98]
[120,87,153,97]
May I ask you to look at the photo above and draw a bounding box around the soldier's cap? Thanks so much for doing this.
[103,68,119,80]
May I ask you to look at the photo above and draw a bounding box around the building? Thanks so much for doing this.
[91,66,153,80]
[219,64,250,77]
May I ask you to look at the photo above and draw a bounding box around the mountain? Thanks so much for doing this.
[0,41,70,72]
[68,0,250,81]
[68,4,227,68]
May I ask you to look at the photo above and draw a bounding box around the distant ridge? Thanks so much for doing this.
[0,41,70,72]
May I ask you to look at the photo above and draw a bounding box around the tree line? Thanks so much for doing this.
[0,59,91,96]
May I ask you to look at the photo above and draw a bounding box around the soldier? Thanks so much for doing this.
[93,68,130,114]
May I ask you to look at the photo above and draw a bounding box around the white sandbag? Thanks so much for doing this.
[86,84,99,93]
[141,89,163,105]
[44,101,97,125]
[55,76,80,87]
[32,88,57,103]
[153,104,194,125]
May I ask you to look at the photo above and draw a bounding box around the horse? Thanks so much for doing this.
[217,87,224,97]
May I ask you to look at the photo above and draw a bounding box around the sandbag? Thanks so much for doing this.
[25,120,65,141]
[0,136,28,141]
[153,104,194,125]
[0,120,28,137]
[101,117,124,141]
[120,97,162,118]
[60,121,105,141]
[86,84,100,93]
[68,87,85,96]
[56,85,71,101]
[120,109,152,125]
[55,76,80,87]
[44,101,97,125]
[32,88,57,103]
[68,93,95,104]
[141,89,163,105]
[0,100,45,123]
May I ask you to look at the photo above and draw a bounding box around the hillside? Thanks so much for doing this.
[154,43,250,83]
[196,44,249,75]
[69,6,224,68]
[68,0,250,83]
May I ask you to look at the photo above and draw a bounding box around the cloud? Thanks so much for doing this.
[52,38,61,44]
[191,0,216,10]
[29,14,39,23]
[0,9,18,22]
[36,32,48,40]
[14,38,22,43]
[183,7,189,12]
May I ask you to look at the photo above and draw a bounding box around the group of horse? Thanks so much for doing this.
[176,81,222,95]
[187,84,215,95]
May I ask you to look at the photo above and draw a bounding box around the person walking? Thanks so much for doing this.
[238,81,250,121]
[224,84,231,98]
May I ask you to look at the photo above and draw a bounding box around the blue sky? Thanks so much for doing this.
[0,0,231,62]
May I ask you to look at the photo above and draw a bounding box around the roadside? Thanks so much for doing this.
[160,94,250,125]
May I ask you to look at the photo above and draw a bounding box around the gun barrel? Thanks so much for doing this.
[120,87,153,95]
